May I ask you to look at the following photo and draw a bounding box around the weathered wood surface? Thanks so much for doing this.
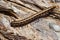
[0,0,60,40]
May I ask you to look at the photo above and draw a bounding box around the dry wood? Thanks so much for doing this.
[8,0,38,12]
[49,12,60,19]
[0,30,31,40]
[0,6,19,19]
[0,0,60,40]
